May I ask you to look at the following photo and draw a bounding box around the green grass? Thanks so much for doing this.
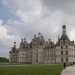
[0,64,63,75]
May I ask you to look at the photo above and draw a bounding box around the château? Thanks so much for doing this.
[9,25,75,64]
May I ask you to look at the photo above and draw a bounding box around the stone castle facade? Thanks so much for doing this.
[9,25,75,64]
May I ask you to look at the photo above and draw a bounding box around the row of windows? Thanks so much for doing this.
[61,58,68,62]
[61,45,68,49]
[61,51,68,55]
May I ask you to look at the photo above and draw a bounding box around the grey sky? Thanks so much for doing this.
[0,0,75,57]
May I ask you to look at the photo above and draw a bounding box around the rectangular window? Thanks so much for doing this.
[66,58,68,62]
[66,51,68,55]
[61,51,63,55]
[61,58,63,63]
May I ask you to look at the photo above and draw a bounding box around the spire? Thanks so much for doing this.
[61,25,69,41]
[62,25,66,35]
[13,41,16,48]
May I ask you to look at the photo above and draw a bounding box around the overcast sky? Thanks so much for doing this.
[0,0,75,57]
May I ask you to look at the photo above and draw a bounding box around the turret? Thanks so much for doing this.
[60,25,69,41]
[20,38,24,48]
[56,25,70,46]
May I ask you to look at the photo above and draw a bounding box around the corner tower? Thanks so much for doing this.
[60,25,69,41]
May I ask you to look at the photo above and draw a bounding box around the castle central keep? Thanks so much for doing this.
[9,25,75,64]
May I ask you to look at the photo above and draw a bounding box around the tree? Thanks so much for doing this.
[0,57,9,63]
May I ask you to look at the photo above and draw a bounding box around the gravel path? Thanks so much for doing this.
[61,65,75,75]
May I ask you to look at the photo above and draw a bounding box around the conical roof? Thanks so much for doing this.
[60,33,70,41]
[56,25,70,46]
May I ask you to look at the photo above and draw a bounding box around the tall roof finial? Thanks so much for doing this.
[13,41,16,48]
[38,32,41,36]
[62,25,66,34]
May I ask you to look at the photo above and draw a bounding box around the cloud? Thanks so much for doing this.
[2,0,62,36]
[0,19,20,57]
[43,0,75,15]
[0,20,8,39]
[2,0,75,40]
[1,0,75,57]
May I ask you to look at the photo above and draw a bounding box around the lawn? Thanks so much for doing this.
[0,64,63,75]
